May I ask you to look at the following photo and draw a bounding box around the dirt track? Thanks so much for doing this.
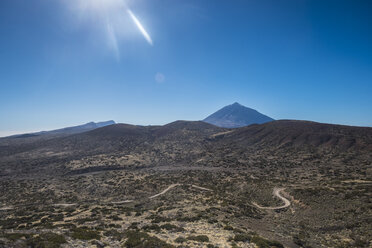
[252,188,291,210]
[114,183,212,203]
[148,184,181,199]
[1,185,290,211]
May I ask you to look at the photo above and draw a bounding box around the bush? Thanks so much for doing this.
[4,233,30,241]
[224,225,234,230]
[124,231,148,247]
[187,235,209,242]
[103,229,123,240]
[26,232,67,248]
[110,215,122,221]
[207,244,218,248]
[251,236,284,248]
[142,224,161,232]
[71,227,101,240]
[124,230,174,248]
[150,215,171,223]
[160,223,185,232]
[233,233,251,242]
[174,237,187,243]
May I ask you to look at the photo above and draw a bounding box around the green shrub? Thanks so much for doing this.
[104,229,123,240]
[160,223,185,232]
[207,244,218,248]
[4,233,30,241]
[224,225,234,230]
[129,222,139,229]
[187,235,209,242]
[174,237,187,243]
[233,233,251,242]
[71,227,101,240]
[26,232,67,248]
[124,230,174,248]
[142,224,161,232]
[110,215,122,221]
[251,236,284,248]
[150,215,171,223]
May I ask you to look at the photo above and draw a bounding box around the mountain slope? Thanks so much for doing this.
[203,102,274,128]
[6,120,116,139]
[214,120,372,151]
[0,120,371,248]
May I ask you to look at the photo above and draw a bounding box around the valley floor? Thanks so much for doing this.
[0,162,371,248]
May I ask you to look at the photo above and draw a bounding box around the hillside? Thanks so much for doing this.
[0,120,371,248]
[218,120,372,151]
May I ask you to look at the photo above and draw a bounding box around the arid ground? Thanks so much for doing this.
[0,120,371,247]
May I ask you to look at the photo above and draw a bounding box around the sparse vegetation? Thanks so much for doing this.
[0,120,371,247]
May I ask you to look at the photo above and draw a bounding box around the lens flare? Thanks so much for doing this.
[127,9,153,46]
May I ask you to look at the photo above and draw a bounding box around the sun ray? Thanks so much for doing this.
[127,9,153,46]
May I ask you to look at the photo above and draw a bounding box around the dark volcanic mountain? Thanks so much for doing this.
[211,120,372,152]
[1,120,370,171]
[203,102,274,128]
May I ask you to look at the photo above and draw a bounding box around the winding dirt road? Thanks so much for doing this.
[191,184,213,191]
[111,200,134,204]
[2,185,290,211]
[252,188,291,210]
[52,203,77,207]
[0,184,213,208]
[113,183,212,203]
[148,183,181,199]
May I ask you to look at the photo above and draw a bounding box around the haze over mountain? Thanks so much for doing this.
[203,102,274,128]
[5,120,115,139]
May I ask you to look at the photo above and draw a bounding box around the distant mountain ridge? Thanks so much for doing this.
[1,119,371,161]
[6,120,115,139]
[203,102,274,128]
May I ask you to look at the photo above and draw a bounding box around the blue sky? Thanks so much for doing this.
[0,0,371,136]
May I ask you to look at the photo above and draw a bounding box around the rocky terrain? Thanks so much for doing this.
[0,120,371,247]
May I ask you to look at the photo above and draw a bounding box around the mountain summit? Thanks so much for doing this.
[203,102,274,128]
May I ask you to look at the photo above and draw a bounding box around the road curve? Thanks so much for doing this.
[253,188,291,210]
[148,184,181,199]
[191,185,213,191]
[53,203,77,207]
[112,183,212,203]
[111,200,134,204]
[3,185,290,212]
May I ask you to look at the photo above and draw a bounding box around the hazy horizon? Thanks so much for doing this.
[1,100,372,138]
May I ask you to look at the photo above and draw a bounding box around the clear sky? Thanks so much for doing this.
[0,0,371,136]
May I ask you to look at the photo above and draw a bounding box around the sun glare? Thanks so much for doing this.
[63,0,153,58]
[127,9,153,46]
